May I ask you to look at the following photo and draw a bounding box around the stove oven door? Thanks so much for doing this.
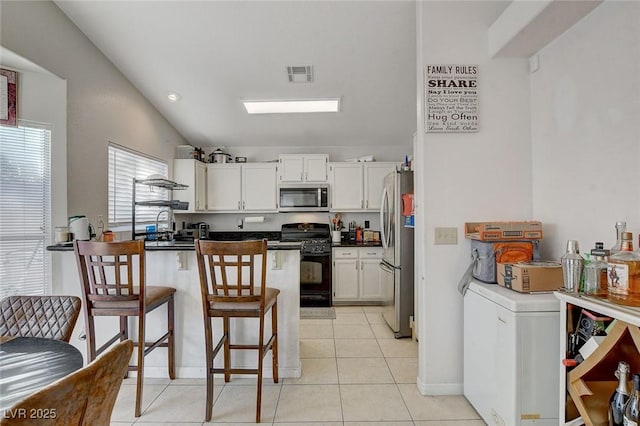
[300,252,332,307]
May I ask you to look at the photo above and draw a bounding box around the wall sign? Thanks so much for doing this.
[425,64,478,133]
[0,68,18,127]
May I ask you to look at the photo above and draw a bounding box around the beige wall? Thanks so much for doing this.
[0,0,188,229]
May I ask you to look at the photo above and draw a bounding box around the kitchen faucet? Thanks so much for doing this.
[155,209,171,241]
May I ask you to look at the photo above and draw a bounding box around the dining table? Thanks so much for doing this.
[0,336,84,413]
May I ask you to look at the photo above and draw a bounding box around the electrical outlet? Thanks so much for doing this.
[96,215,104,226]
[434,227,457,245]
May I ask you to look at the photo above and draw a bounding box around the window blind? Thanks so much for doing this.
[0,124,51,297]
[108,143,168,227]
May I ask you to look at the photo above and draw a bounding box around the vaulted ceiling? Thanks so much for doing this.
[55,1,417,148]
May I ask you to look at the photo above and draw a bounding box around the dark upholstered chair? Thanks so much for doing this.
[0,339,133,426]
[195,239,279,423]
[73,240,175,417]
[0,296,81,342]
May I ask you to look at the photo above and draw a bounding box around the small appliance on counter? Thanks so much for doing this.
[68,215,94,241]
[175,222,209,241]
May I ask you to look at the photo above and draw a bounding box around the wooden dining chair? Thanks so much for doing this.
[0,339,133,426]
[73,240,175,418]
[195,239,279,423]
[0,295,81,342]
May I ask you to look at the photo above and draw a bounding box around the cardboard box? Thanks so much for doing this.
[497,261,563,293]
[465,221,543,241]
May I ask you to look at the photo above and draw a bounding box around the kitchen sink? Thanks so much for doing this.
[145,240,194,248]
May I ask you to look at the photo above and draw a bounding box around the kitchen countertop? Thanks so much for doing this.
[332,241,382,248]
[47,240,301,251]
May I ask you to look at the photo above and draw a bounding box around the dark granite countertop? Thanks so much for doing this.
[332,241,382,248]
[46,236,301,252]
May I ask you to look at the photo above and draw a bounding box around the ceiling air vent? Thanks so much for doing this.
[287,65,313,83]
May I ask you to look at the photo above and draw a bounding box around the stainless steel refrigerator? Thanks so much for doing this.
[379,170,414,338]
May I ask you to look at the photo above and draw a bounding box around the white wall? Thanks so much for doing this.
[531,0,640,260]
[416,1,533,394]
[0,1,188,232]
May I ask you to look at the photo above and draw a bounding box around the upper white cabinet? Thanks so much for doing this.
[173,159,207,212]
[207,164,242,211]
[278,154,328,183]
[329,162,397,212]
[242,163,278,211]
[364,163,397,210]
[206,163,277,212]
[330,163,363,210]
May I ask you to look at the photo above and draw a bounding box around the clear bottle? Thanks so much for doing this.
[611,221,628,255]
[609,361,630,426]
[608,232,640,297]
[584,242,610,296]
[624,373,640,426]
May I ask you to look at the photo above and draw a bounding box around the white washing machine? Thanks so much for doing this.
[463,281,560,426]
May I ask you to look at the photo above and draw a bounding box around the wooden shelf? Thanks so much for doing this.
[567,320,640,426]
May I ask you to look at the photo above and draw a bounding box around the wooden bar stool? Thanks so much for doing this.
[194,239,279,423]
[73,240,175,418]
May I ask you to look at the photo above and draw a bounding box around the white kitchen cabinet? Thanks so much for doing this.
[463,281,559,426]
[329,162,397,211]
[333,247,384,303]
[173,159,207,212]
[278,154,328,183]
[364,163,397,210]
[329,163,363,210]
[242,163,277,211]
[207,163,277,212]
[206,164,241,211]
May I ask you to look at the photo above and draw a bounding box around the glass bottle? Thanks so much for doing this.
[611,221,628,255]
[609,361,630,426]
[562,240,584,293]
[608,232,640,298]
[584,242,610,296]
[624,373,640,426]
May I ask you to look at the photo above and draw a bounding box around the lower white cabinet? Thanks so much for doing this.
[333,247,384,302]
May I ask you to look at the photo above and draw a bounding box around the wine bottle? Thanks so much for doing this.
[610,361,631,426]
[624,373,640,426]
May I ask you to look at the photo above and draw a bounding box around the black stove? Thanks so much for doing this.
[281,223,332,307]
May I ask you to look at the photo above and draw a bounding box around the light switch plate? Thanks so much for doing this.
[434,227,457,245]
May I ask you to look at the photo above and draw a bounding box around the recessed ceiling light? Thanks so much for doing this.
[243,98,340,114]
[167,92,181,102]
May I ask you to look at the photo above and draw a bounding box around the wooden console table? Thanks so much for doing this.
[555,292,640,426]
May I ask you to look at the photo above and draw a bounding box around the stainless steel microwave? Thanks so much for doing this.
[278,185,329,212]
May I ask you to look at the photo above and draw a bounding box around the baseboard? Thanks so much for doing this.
[416,375,463,395]
[141,366,302,379]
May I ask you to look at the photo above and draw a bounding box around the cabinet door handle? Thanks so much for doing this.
[242,201,245,209]
[305,172,308,181]
[237,201,241,210]
[365,200,368,209]
[361,200,364,208]
[361,260,364,270]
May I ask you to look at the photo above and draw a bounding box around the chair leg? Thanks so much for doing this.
[256,315,265,423]
[271,302,279,383]
[167,295,175,379]
[120,316,129,378]
[204,318,214,422]
[223,317,231,382]
[86,314,97,363]
[135,314,145,417]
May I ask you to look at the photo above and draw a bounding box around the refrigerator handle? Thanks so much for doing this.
[379,261,394,273]
[380,186,388,249]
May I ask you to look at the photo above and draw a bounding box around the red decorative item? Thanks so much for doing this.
[0,68,18,127]
[401,193,414,216]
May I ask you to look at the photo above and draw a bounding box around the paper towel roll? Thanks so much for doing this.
[244,216,265,223]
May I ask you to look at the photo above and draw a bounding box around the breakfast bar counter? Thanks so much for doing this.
[47,244,301,379]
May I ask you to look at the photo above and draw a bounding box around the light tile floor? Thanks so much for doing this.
[111,306,484,425]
